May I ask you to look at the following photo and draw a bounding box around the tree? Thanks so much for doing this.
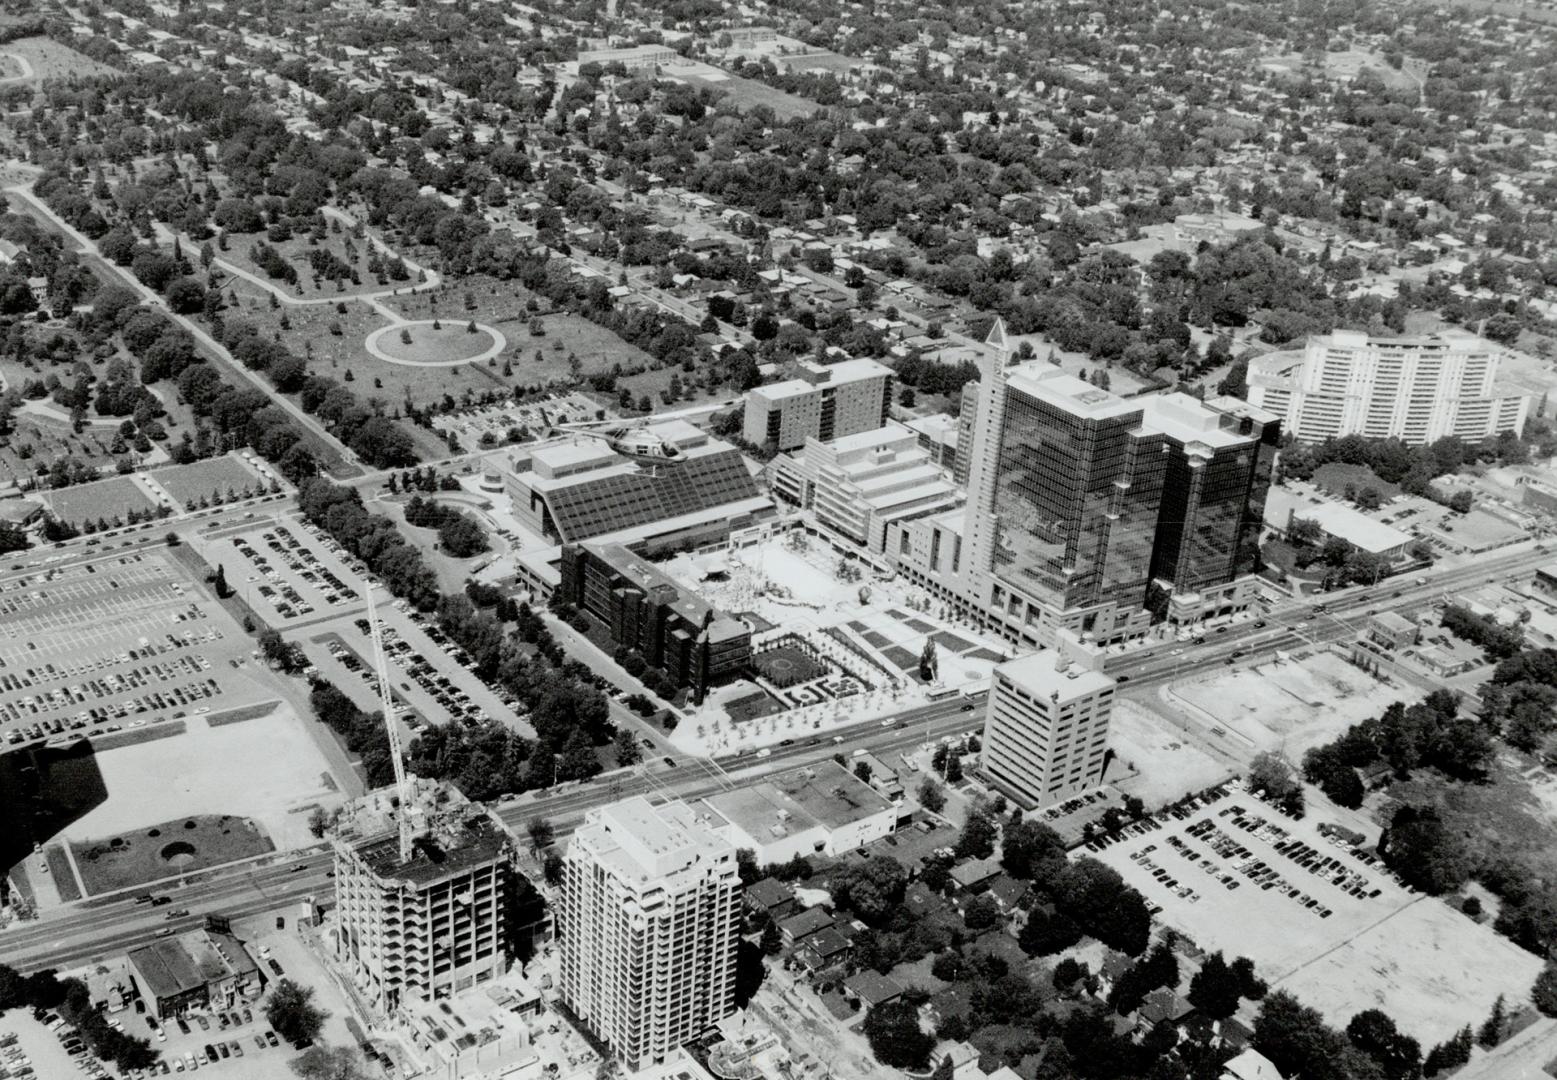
[1423,1027,1474,1075]
[1379,805,1469,895]
[1347,1008,1422,1080]
[862,1000,933,1071]
[613,727,641,766]
[835,856,908,925]
[1478,994,1506,1049]
[1188,952,1243,1020]
[1002,819,1066,880]
[916,778,945,813]
[266,980,327,1048]
[526,817,555,856]
[1252,992,1353,1080]
[760,918,782,956]
[1018,908,1082,956]
[963,894,1000,931]
[1533,962,1557,1017]
[290,1046,372,1080]
[955,809,997,860]
[919,639,938,681]
[213,564,231,598]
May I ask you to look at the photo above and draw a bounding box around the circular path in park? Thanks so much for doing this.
[364,319,507,367]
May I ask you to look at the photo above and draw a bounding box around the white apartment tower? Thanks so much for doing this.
[559,797,741,1071]
[982,651,1117,809]
[1246,329,1531,445]
[743,358,894,451]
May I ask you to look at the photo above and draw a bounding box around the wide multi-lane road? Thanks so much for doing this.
[3,540,1548,973]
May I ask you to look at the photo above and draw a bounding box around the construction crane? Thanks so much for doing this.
[365,584,415,862]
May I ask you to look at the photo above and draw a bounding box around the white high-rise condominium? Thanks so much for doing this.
[1246,328,1531,445]
[558,797,741,1071]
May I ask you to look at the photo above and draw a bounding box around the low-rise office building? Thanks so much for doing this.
[126,928,262,1020]
[981,651,1116,810]
[694,760,898,864]
[767,424,961,553]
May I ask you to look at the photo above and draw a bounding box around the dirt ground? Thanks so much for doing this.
[1108,698,1232,807]
[59,705,349,854]
[1173,651,1403,760]
[1277,897,1541,1046]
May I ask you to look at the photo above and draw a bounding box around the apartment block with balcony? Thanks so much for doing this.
[1246,329,1531,445]
[559,797,740,1072]
[743,358,894,451]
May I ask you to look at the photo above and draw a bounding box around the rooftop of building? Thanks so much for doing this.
[1371,611,1417,633]
[750,358,892,401]
[576,796,735,883]
[1267,488,1413,555]
[127,929,256,1001]
[995,649,1117,700]
[1139,392,1254,451]
[402,980,535,1072]
[697,760,894,842]
[816,421,919,457]
[336,779,512,887]
[1004,362,1141,420]
[902,412,959,446]
[579,541,748,639]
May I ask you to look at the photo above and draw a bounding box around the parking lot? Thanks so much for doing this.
[0,552,269,752]
[1094,786,1540,1044]
[192,520,365,629]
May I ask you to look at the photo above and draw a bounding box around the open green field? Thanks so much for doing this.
[676,71,818,119]
[4,36,120,83]
[1261,47,1420,92]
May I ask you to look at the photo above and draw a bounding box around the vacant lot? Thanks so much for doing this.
[676,71,819,118]
[71,813,274,895]
[60,704,347,858]
[1174,651,1401,761]
[1098,793,1536,1045]
[1261,47,1420,92]
[1108,698,1232,807]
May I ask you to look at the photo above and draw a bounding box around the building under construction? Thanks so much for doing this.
[332,778,520,1014]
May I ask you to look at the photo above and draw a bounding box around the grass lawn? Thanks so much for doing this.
[5,36,121,82]
[206,701,282,728]
[676,72,819,119]
[226,276,661,411]
[71,813,274,896]
[44,844,80,901]
[376,322,498,363]
[1314,462,1400,500]
[41,476,158,527]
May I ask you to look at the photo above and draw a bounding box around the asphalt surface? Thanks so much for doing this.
[2,539,1549,973]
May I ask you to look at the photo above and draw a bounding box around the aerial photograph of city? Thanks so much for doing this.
[5,0,1557,1076]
